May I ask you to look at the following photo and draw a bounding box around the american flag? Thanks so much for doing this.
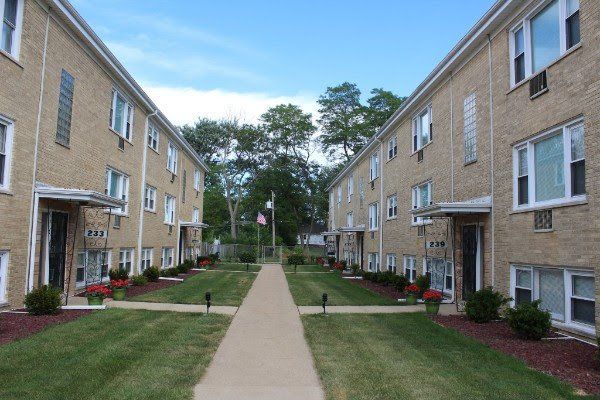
[257,212,267,225]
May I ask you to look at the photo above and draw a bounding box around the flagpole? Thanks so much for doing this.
[257,222,260,261]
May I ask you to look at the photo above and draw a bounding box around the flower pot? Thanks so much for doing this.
[87,296,104,306]
[112,287,126,301]
[406,293,418,305]
[425,302,440,315]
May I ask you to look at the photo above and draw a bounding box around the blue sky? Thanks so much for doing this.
[71,0,496,125]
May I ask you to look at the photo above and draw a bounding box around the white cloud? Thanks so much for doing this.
[143,85,318,126]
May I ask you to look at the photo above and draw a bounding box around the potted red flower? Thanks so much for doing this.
[200,260,211,268]
[423,289,443,314]
[86,284,111,305]
[110,279,129,301]
[405,284,421,305]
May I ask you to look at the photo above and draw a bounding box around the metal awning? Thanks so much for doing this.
[321,231,341,236]
[180,221,209,228]
[411,197,491,218]
[36,185,125,208]
[338,225,366,233]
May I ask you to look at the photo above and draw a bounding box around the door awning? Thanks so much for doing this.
[411,197,491,218]
[36,184,125,208]
[180,221,209,228]
[321,231,341,236]
[338,225,366,233]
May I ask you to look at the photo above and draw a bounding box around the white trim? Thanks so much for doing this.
[110,88,134,141]
[75,249,111,288]
[403,255,417,282]
[36,185,125,208]
[161,247,174,268]
[412,105,432,153]
[164,194,176,225]
[0,0,25,59]
[140,247,153,272]
[369,151,379,181]
[167,141,179,174]
[105,168,130,215]
[0,115,14,191]
[368,202,379,231]
[118,247,134,275]
[144,184,156,212]
[0,251,8,303]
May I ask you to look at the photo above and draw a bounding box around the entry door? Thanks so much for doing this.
[178,228,185,264]
[48,212,68,289]
[462,225,478,297]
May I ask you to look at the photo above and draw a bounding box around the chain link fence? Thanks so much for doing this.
[201,243,325,264]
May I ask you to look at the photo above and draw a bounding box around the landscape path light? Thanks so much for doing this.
[205,291,211,315]
[322,292,328,315]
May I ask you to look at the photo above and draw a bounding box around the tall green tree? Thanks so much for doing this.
[364,88,405,135]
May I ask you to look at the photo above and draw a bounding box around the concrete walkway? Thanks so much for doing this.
[107,300,238,315]
[194,264,324,400]
[298,303,458,315]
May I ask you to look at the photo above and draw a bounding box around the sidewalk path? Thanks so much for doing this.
[297,303,458,315]
[106,300,238,315]
[194,264,324,400]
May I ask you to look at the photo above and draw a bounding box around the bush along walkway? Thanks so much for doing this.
[194,264,324,400]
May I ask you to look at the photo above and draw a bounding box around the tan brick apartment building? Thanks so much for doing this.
[0,0,208,309]
[326,0,599,337]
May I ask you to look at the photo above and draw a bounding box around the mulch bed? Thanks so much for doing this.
[0,310,92,345]
[348,278,406,300]
[432,314,600,395]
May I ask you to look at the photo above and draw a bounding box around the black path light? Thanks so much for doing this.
[205,291,211,315]
[322,292,328,314]
[246,262,249,272]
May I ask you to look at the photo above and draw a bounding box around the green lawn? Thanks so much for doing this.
[282,264,329,273]
[302,313,591,400]
[286,272,397,305]
[212,262,261,272]
[0,309,231,400]
[131,271,256,306]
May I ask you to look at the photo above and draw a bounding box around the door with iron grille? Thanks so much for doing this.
[462,225,477,297]
[48,212,68,290]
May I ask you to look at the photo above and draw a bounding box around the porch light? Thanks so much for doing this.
[205,291,211,315]
[322,293,328,314]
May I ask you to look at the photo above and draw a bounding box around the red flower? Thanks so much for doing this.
[316,257,325,266]
[86,284,111,298]
[110,279,129,288]
[200,260,211,267]
[332,262,344,270]
[405,284,421,295]
[423,289,443,303]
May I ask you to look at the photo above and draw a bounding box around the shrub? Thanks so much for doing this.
[109,268,129,281]
[287,254,306,266]
[239,251,257,264]
[327,256,336,266]
[415,274,430,295]
[362,271,373,281]
[465,287,511,323]
[161,267,180,277]
[208,253,219,264]
[316,256,325,266]
[378,271,396,286]
[143,266,160,282]
[507,300,551,340]
[24,285,62,315]
[350,264,361,276]
[394,274,410,292]
[131,275,148,286]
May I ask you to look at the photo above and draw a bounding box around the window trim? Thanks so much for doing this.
[118,248,134,275]
[346,211,353,228]
[369,152,379,182]
[463,93,477,164]
[141,248,153,272]
[512,119,585,211]
[0,251,8,303]
[194,169,201,191]
[368,253,380,272]
[144,185,156,212]
[110,89,134,141]
[411,181,433,226]
[368,202,379,231]
[161,247,174,268]
[0,0,24,59]
[347,174,354,203]
[164,194,176,225]
[0,115,14,192]
[424,257,454,295]
[386,253,397,273]
[509,0,580,87]
[387,194,398,220]
[76,250,111,287]
[147,122,159,152]
[56,69,75,147]
[403,255,417,282]
[167,141,179,174]
[387,136,398,161]
[412,105,432,153]
[337,184,342,207]
[106,168,129,216]
[193,207,200,223]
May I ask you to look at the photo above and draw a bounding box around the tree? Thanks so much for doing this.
[260,104,315,160]
[317,82,368,162]
[364,88,405,135]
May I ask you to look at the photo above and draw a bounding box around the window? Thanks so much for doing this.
[141,248,153,272]
[56,69,74,147]
[167,141,178,174]
[0,117,13,190]
[1,0,22,57]
[370,152,379,181]
[425,258,453,295]
[510,0,580,86]
[119,248,134,274]
[337,184,342,206]
[144,185,156,212]
[106,168,129,215]
[368,253,380,272]
[412,182,432,224]
[359,177,365,207]
[347,174,354,203]
[193,207,200,223]
[76,250,110,285]
[388,136,397,160]
[387,253,396,273]
[182,169,187,203]
[346,212,353,228]
[148,123,159,151]
[403,256,417,282]
[463,93,477,164]
[511,265,595,332]
[194,169,201,191]
[110,89,133,140]
[387,194,397,219]
[161,247,174,268]
[412,106,432,152]
[368,202,379,231]
[0,251,7,303]
[513,120,585,209]
[164,194,175,224]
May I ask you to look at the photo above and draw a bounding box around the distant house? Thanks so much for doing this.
[297,224,326,246]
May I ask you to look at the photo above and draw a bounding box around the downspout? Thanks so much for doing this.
[26,8,51,293]
[136,109,158,273]
[450,72,455,202]
[378,139,384,272]
[487,34,496,287]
